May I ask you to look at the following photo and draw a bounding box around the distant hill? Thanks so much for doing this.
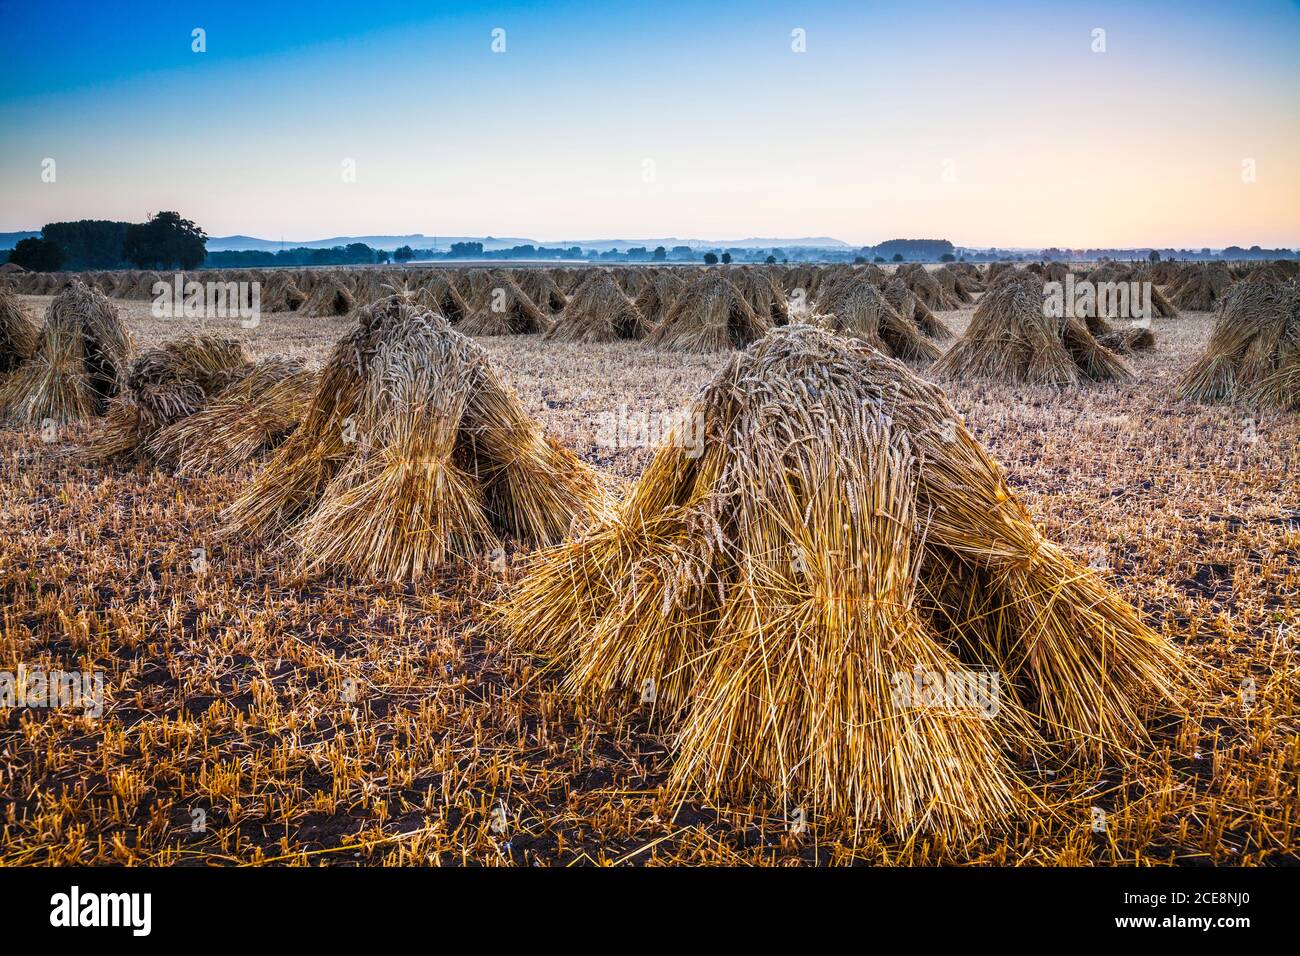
[206,234,535,252]
[205,234,854,253]
[0,231,40,250]
[559,237,852,252]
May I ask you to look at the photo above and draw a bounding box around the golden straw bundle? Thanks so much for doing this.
[497,325,1183,837]
[932,272,1132,385]
[414,272,471,324]
[514,270,569,315]
[545,271,647,342]
[0,288,39,375]
[881,278,952,340]
[816,273,939,360]
[301,272,356,317]
[647,273,771,352]
[632,272,686,328]
[0,280,132,425]
[84,335,252,462]
[1178,279,1299,409]
[458,273,547,335]
[146,357,318,474]
[223,295,603,579]
[1168,262,1232,312]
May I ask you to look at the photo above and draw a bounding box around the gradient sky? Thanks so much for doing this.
[1,0,1297,247]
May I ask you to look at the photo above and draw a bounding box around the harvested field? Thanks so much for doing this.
[1,286,1296,865]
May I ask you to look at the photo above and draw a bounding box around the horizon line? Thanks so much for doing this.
[4,226,1297,253]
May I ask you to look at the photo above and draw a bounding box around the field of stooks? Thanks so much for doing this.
[0,259,1296,866]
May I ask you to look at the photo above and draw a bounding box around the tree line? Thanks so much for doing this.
[6,213,207,272]
[207,243,396,268]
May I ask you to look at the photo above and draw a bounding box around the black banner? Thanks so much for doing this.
[0,866,1281,942]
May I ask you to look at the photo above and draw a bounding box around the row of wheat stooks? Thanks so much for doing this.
[0,264,1295,842]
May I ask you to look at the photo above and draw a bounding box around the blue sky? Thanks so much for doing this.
[1,0,1297,246]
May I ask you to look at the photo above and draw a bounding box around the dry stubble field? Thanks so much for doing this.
[1,293,1297,865]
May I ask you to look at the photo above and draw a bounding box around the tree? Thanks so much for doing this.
[8,237,66,272]
[1148,249,1161,263]
[653,246,667,261]
[873,256,885,263]
[123,211,207,269]
[375,249,392,264]
[344,243,374,262]
[874,238,954,261]
[940,253,956,262]
[854,256,867,264]
[891,253,904,262]
[765,255,776,264]
[41,220,132,269]
[703,252,719,265]
[394,245,415,262]
[720,252,732,264]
